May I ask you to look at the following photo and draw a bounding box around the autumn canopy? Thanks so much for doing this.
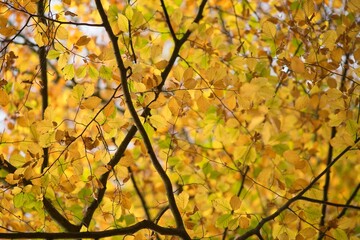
[0,0,359,239]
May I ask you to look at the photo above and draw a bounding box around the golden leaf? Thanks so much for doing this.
[81,96,102,109]
[262,21,277,39]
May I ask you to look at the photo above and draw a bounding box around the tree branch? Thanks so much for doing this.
[160,0,177,41]
[236,138,360,240]
[317,183,360,239]
[299,196,360,210]
[156,0,208,93]
[0,220,185,239]
[319,126,336,228]
[318,52,350,240]
[223,166,249,239]
[0,157,79,231]
[128,166,152,220]
[93,0,189,237]
[37,0,49,174]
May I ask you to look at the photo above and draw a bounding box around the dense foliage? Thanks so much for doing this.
[0,0,359,239]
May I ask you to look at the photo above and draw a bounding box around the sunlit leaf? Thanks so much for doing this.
[262,21,276,39]
[230,196,241,210]
[303,0,315,18]
[216,214,232,228]
[117,13,129,33]
[63,64,75,80]
[175,191,189,212]
[81,96,102,109]
[0,89,10,106]
[99,65,112,81]
[47,49,61,60]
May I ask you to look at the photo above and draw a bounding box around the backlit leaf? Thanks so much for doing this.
[303,0,315,17]
[230,196,242,210]
[216,214,232,228]
[47,49,61,60]
[262,21,277,39]
[0,89,10,106]
[81,96,102,109]
[99,65,112,81]
[63,64,75,80]
[175,191,189,211]
[117,13,129,33]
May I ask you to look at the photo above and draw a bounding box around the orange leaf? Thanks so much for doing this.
[76,35,91,46]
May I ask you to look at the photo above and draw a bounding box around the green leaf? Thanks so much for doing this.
[99,65,112,81]
[47,49,61,60]
[273,144,289,155]
[13,192,24,208]
[124,214,135,225]
[331,228,348,240]
[88,65,99,80]
[124,5,133,20]
[63,64,75,80]
[76,65,87,79]
[131,9,146,28]
[215,213,232,228]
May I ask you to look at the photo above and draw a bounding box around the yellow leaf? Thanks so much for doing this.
[283,150,299,162]
[0,89,10,106]
[348,0,360,12]
[34,32,44,47]
[291,57,305,73]
[155,60,168,70]
[83,83,95,98]
[117,13,129,33]
[230,196,241,210]
[124,5,133,20]
[283,212,297,225]
[239,216,250,229]
[99,46,115,61]
[291,178,309,192]
[184,78,197,89]
[55,129,65,142]
[58,52,69,69]
[175,191,189,211]
[300,227,317,238]
[88,65,99,79]
[63,64,75,80]
[56,26,68,40]
[11,186,22,195]
[172,8,183,26]
[61,181,75,193]
[327,77,337,88]
[94,166,110,178]
[0,26,17,37]
[119,155,134,167]
[131,10,145,28]
[76,65,87,79]
[262,21,276,39]
[183,68,193,81]
[295,95,309,110]
[331,48,343,63]
[303,0,315,18]
[81,96,102,109]
[47,49,61,60]
[322,30,337,50]
[23,166,34,180]
[103,101,115,117]
[248,115,264,131]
